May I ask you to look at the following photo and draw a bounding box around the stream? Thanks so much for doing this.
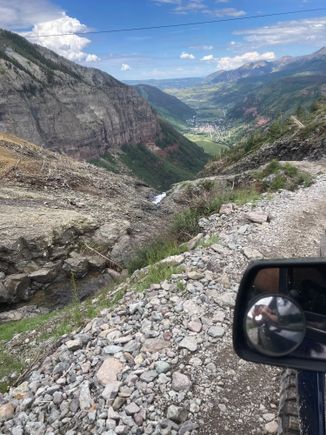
[152,192,166,205]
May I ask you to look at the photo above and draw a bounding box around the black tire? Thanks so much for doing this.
[278,369,300,435]
[277,232,326,434]
[320,233,326,257]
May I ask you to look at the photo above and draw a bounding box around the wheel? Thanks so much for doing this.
[278,369,300,435]
[277,232,326,434]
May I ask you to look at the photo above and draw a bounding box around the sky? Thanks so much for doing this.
[0,0,325,80]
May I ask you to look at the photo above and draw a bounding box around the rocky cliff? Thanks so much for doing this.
[0,132,172,307]
[0,29,159,160]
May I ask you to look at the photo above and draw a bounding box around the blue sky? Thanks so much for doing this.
[1,0,325,79]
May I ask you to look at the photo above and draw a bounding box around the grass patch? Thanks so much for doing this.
[0,311,57,343]
[255,160,314,192]
[0,350,23,393]
[198,234,219,248]
[127,239,187,274]
[185,133,228,156]
[90,154,118,173]
[133,264,183,292]
[0,283,126,392]
[170,186,260,242]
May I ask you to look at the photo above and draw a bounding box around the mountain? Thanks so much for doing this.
[135,84,196,127]
[206,47,326,84]
[206,60,274,83]
[0,29,207,189]
[171,47,326,126]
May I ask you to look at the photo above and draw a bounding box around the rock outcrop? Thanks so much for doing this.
[0,133,171,307]
[0,30,160,161]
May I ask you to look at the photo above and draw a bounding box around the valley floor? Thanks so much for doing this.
[1,167,326,434]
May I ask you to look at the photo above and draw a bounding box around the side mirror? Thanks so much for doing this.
[233,259,326,372]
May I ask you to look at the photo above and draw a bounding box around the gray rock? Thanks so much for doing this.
[29,265,58,283]
[208,326,225,338]
[93,221,131,249]
[245,211,268,224]
[179,420,197,435]
[66,338,83,351]
[182,300,202,316]
[63,256,89,276]
[154,361,171,374]
[103,345,123,355]
[219,203,235,215]
[166,404,187,423]
[125,402,140,415]
[53,391,63,405]
[187,319,202,333]
[179,336,198,352]
[101,381,121,402]
[141,338,169,353]
[140,370,158,383]
[2,274,31,303]
[79,381,93,410]
[172,372,192,392]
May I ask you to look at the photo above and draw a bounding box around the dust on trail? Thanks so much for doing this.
[199,173,326,435]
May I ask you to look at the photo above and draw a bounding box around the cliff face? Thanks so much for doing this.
[0,30,160,160]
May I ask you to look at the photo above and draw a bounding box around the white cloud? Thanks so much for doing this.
[121,63,131,71]
[180,51,195,59]
[190,44,214,50]
[152,0,245,17]
[85,54,99,62]
[174,0,206,14]
[236,17,326,47]
[207,8,246,17]
[0,0,62,29]
[201,45,214,50]
[201,54,215,61]
[216,51,276,70]
[22,14,99,63]
[153,0,181,4]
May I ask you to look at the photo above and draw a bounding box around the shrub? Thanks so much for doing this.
[171,208,202,242]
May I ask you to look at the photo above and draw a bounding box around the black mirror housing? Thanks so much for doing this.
[233,258,326,372]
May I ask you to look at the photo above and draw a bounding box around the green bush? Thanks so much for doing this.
[171,208,202,242]
[258,161,314,192]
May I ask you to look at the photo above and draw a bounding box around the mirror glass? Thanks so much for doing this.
[245,295,306,356]
[245,264,326,361]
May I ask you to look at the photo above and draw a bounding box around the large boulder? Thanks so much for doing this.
[92,221,131,250]
[0,273,31,303]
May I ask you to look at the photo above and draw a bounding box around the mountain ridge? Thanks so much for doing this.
[0,29,208,189]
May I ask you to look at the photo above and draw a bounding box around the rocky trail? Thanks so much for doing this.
[1,172,326,435]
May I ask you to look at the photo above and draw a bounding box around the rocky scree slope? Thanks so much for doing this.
[0,30,207,189]
[0,133,171,308]
[1,169,326,434]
